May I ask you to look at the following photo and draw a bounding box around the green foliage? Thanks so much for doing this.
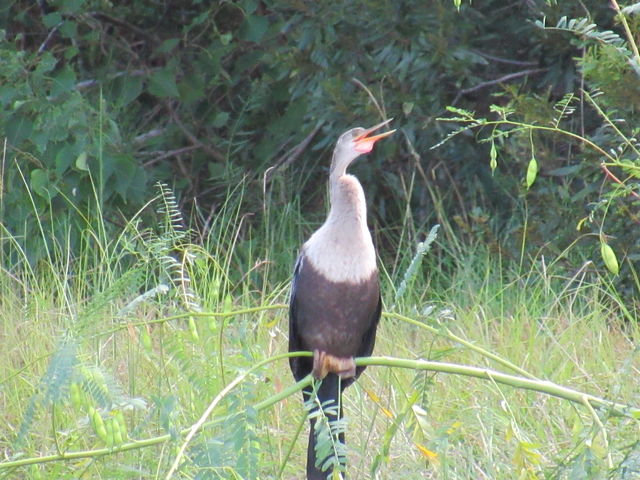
[304,391,347,475]
[2,1,640,477]
[435,4,640,297]
[0,32,146,262]
[0,184,639,477]
[1,0,627,275]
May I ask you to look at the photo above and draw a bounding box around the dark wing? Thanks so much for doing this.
[288,254,311,381]
[350,287,382,383]
[357,290,382,358]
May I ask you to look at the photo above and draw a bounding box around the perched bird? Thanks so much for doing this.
[289,119,395,479]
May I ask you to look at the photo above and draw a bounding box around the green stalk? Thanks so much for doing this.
[0,352,312,472]
[106,306,539,380]
[356,356,639,418]
[100,304,290,338]
[3,354,637,472]
[383,311,538,379]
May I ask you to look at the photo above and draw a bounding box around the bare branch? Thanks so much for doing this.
[454,68,549,104]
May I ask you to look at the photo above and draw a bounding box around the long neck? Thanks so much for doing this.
[327,173,368,233]
[302,153,376,283]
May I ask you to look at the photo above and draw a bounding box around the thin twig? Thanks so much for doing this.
[263,121,324,186]
[352,77,386,119]
[600,163,640,200]
[0,355,313,472]
[75,69,147,90]
[384,311,539,379]
[167,102,227,163]
[38,21,62,53]
[88,12,159,45]
[133,128,165,145]
[142,146,200,167]
[454,68,549,103]
[471,50,539,67]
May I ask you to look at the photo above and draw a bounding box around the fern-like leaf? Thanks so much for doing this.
[552,93,577,128]
[394,224,440,304]
[156,181,188,242]
[16,336,79,446]
[536,16,628,54]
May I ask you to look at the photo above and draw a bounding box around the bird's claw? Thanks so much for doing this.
[312,350,356,380]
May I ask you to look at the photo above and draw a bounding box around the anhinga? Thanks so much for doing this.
[289,119,395,479]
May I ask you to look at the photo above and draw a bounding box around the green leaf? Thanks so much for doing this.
[525,156,538,189]
[177,74,205,105]
[111,155,137,199]
[0,86,19,107]
[6,114,33,146]
[59,20,78,39]
[60,0,86,14]
[212,111,230,128]
[42,12,62,28]
[110,74,143,107]
[242,0,258,14]
[76,151,89,171]
[51,66,77,96]
[158,38,180,54]
[208,162,226,179]
[148,68,179,98]
[30,169,50,198]
[622,3,640,15]
[35,52,57,76]
[55,143,79,175]
[402,102,415,116]
[238,15,269,43]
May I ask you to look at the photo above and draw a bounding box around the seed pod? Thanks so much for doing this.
[88,406,97,431]
[525,156,538,189]
[111,416,124,445]
[114,409,128,441]
[104,416,115,448]
[188,317,199,341]
[93,410,108,444]
[69,383,82,410]
[490,141,497,173]
[140,327,152,352]
[600,240,619,275]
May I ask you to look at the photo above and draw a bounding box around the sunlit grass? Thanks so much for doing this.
[0,182,638,479]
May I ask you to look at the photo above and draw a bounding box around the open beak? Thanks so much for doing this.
[354,118,396,153]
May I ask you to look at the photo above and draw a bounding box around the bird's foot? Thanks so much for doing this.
[312,350,356,380]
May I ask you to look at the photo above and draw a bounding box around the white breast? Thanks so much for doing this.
[303,223,377,283]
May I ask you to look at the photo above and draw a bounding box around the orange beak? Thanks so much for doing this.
[354,118,396,153]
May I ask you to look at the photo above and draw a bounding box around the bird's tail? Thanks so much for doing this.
[304,373,346,480]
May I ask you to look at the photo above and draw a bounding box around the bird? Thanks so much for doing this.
[288,119,395,479]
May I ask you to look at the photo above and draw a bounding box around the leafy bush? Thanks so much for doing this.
[1,0,638,303]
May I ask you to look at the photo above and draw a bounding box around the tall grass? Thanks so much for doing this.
[1,176,638,480]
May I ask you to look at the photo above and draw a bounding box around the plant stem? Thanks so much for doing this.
[356,356,639,418]
[164,352,311,479]
[1,354,637,472]
[0,352,311,471]
[610,0,640,71]
[101,304,289,338]
[383,311,538,379]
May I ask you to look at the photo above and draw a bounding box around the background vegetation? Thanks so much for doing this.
[1,0,639,479]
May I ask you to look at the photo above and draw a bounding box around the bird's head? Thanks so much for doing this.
[331,119,395,176]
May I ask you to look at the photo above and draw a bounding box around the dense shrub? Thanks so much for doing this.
[1,0,638,302]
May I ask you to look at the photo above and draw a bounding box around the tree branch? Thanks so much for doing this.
[454,68,549,104]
